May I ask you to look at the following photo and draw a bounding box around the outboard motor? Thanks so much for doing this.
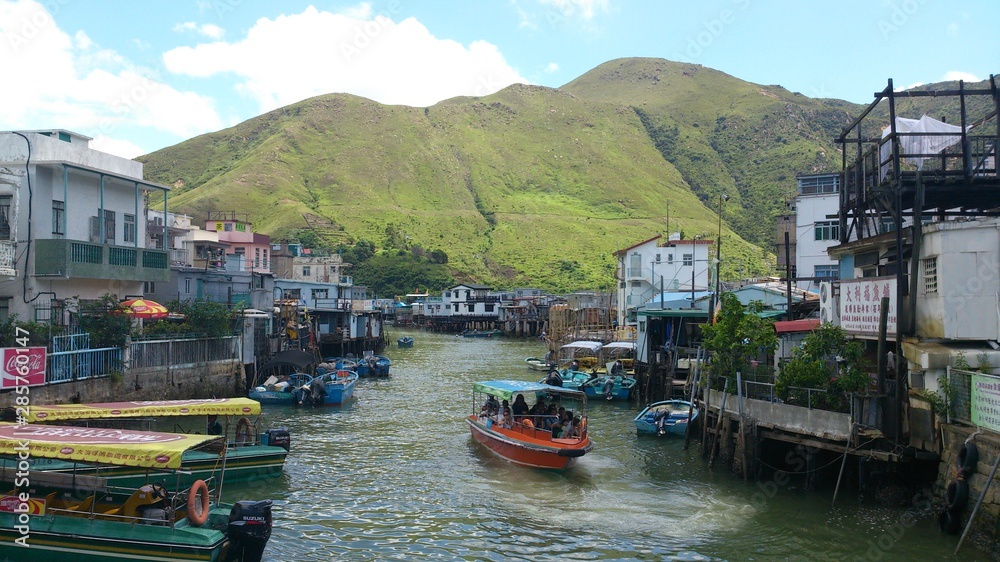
[309,377,327,404]
[228,499,273,562]
[263,428,291,452]
[602,378,615,401]
[545,370,563,387]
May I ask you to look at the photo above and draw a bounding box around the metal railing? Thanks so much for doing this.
[129,336,239,369]
[48,347,122,383]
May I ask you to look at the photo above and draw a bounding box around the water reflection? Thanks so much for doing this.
[220,328,974,561]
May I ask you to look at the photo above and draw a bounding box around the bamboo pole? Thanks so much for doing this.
[708,379,729,468]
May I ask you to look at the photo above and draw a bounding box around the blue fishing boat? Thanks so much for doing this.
[538,369,595,392]
[633,400,699,436]
[294,369,359,406]
[249,372,314,404]
[397,336,414,348]
[354,353,391,377]
[583,374,637,401]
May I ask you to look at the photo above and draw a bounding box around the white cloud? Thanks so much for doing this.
[0,0,223,158]
[173,21,225,40]
[162,6,529,110]
[942,71,981,83]
[89,135,147,160]
[545,62,559,73]
[537,0,610,21]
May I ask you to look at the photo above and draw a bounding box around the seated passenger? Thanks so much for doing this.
[511,395,529,422]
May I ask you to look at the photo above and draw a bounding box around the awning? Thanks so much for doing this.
[0,423,220,470]
[472,380,585,402]
[774,318,821,334]
[27,398,262,423]
[637,309,709,319]
[260,349,317,372]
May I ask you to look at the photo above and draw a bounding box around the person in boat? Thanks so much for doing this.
[485,395,500,416]
[529,398,546,425]
[544,370,563,387]
[610,360,624,378]
[497,402,512,429]
[570,359,580,372]
[206,414,223,436]
[511,395,529,422]
[544,348,554,366]
[541,403,559,431]
[566,415,582,438]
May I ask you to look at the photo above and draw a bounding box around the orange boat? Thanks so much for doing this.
[466,380,593,470]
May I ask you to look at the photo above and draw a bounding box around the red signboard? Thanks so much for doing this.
[0,347,47,389]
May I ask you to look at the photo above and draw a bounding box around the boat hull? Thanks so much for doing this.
[4,445,288,489]
[633,400,699,436]
[466,417,591,470]
[0,505,233,561]
[524,357,552,371]
[583,376,636,401]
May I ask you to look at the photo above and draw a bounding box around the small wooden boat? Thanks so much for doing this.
[20,398,290,487]
[250,372,314,404]
[467,380,593,470]
[583,375,637,401]
[353,353,391,377]
[294,369,359,406]
[397,336,414,348]
[524,356,554,371]
[0,423,274,561]
[634,400,699,436]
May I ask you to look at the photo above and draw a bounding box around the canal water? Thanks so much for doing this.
[225,329,978,561]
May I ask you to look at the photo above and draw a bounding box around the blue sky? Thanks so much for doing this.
[2,0,996,158]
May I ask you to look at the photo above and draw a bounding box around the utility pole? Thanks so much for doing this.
[712,194,729,322]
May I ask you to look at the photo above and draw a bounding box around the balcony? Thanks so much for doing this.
[34,239,170,282]
[0,240,15,276]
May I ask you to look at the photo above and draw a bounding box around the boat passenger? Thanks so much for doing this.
[570,360,580,372]
[566,416,582,438]
[544,349,554,365]
[544,370,563,387]
[206,414,223,436]
[497,404,512,429]
[485,395,500,415]
[610,360,624,378]
[541,404,559,430]
[511,395,529,421]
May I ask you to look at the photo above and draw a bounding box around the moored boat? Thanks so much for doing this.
[249,372,314,404]
[0,422,274,561]
[524,356,553,371]
[633,400,699,436]
[352,353,391,377]
[294,369,359,406]
[16,398,289,488]
[556,340,604,373]
[583,374,637,401]
[397,336,414,348]
[594,341,637,376]
[466,380,593,470]
[537,369,594,393]
[460,329,502,338]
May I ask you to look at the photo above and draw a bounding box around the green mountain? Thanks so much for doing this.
[139,57,987,293]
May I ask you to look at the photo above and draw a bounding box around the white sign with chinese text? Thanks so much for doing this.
[838,277,896,336]
[971,373,1000,434]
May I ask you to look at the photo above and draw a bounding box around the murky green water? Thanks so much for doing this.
[224,329,976,561]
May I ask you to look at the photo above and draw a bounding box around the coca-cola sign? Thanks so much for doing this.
[1,347,47,389]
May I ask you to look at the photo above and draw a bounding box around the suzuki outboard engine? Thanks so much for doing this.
[263,428,291,452]
[228,499,273,562]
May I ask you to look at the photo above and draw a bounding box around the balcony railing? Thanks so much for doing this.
[0,240,15,276]
[35,239,170,282]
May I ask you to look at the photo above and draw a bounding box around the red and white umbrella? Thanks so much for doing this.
[117,298,169,319]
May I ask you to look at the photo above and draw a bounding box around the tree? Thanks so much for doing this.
[700,292,777,389]
[775,323,870,408]
[77,293,134,348]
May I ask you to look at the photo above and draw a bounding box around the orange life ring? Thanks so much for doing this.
[187,479,210,526]
[235,417,253,445]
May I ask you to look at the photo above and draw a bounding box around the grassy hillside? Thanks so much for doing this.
[141,83,763,292]
[561,58,862,249]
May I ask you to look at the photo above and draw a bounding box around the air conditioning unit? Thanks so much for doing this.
[819,281,839,325]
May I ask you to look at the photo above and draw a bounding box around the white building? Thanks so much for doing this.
[614,234,713,327]
[791,173,843,292]
[0,130,170,324]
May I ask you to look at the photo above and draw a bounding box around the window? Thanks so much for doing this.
[124,213,135,243]
[814,221,839,241]
[52,200,64,235]
[0,196,12,240]
[814,265,839,279]
[923,257,938,294]
[224,222,233,231]
[144,281,155,294]
[302,266,311,277]
[103,209,115,244]
[880,217,896,234]
[252,274,264,290]
[485,304,495,313]
[184,278,192,293]
[453,303,459,312]
[682,254,693,267]
[255,248,261,268]
[312,289,328,300]
[0,297,8,323]
[667,254,674,264]
[797,175,840,195]
[655,253,661,263]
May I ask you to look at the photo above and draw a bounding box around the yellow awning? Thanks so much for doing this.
[0,423,221,469]
[27,398,261,423]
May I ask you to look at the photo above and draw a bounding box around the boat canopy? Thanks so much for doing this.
[602,342,636,352]
[560,341,603,353]
[26,398,262,423]
[473,380,586,402]
[0,422,221,470]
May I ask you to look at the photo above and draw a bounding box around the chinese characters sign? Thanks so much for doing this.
[0,347,46,389]
[838,277,896,336]
[971,374,1000,433]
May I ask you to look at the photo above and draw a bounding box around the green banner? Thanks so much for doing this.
[970,373,1000,433]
